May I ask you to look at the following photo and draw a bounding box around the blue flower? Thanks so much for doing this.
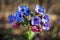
[23,6,31,16]
[8,15,15,24]
[24,9,31,16]
[17,6,31,16]
[42,14,50,24]
[14,10,24,17]
[15,16,24,22]
[13,11,24,22]
[42,23,50,30]
[12,10,24,22]
[31,16,41,26]
[35,4,46,15]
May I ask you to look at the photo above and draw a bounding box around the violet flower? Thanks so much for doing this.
[42,23,50,30]
[42,14,50,24]
[31,16,41,26]
[8,15,15,24]
[35,4,46,15]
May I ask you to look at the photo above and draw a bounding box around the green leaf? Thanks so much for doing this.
[23,18,28,27]
[28,31,35,40]
[27,30,35,40]
[22,30,35,40]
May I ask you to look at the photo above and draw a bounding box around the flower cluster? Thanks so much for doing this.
[8,4,50,32]
[31,4,50,32]
[8,5,31,28]
[31,14,50,32]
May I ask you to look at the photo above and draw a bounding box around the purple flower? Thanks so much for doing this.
[31,16,41,26]
[35,4,46,15]
[8,15,15,24]
[42,23,50,30]
[42,14,50,24]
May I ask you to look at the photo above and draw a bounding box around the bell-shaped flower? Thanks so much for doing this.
[31,16,41,26]
[14,11,24,17]
[15,13,24,22]
[24,9,31,16]
[35,4,46,15]
[13,10,24,22]
[42,14,50,24]
[31,25,42,32]
[31,25,38,32]
[42,23,50,30]
[8,15,15,24]
[23,6,31,16]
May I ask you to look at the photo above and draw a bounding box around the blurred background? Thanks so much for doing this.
[0,0,60,40]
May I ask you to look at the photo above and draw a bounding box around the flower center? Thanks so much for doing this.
[19,14,22,17]
[21,9,24,12]
[44,16,46,19]
[38,9,41,12]
[34,18,38,21]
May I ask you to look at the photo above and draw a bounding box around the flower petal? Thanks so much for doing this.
[18,6,22,12]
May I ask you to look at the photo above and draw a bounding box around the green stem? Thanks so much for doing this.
[28,24,35,40]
